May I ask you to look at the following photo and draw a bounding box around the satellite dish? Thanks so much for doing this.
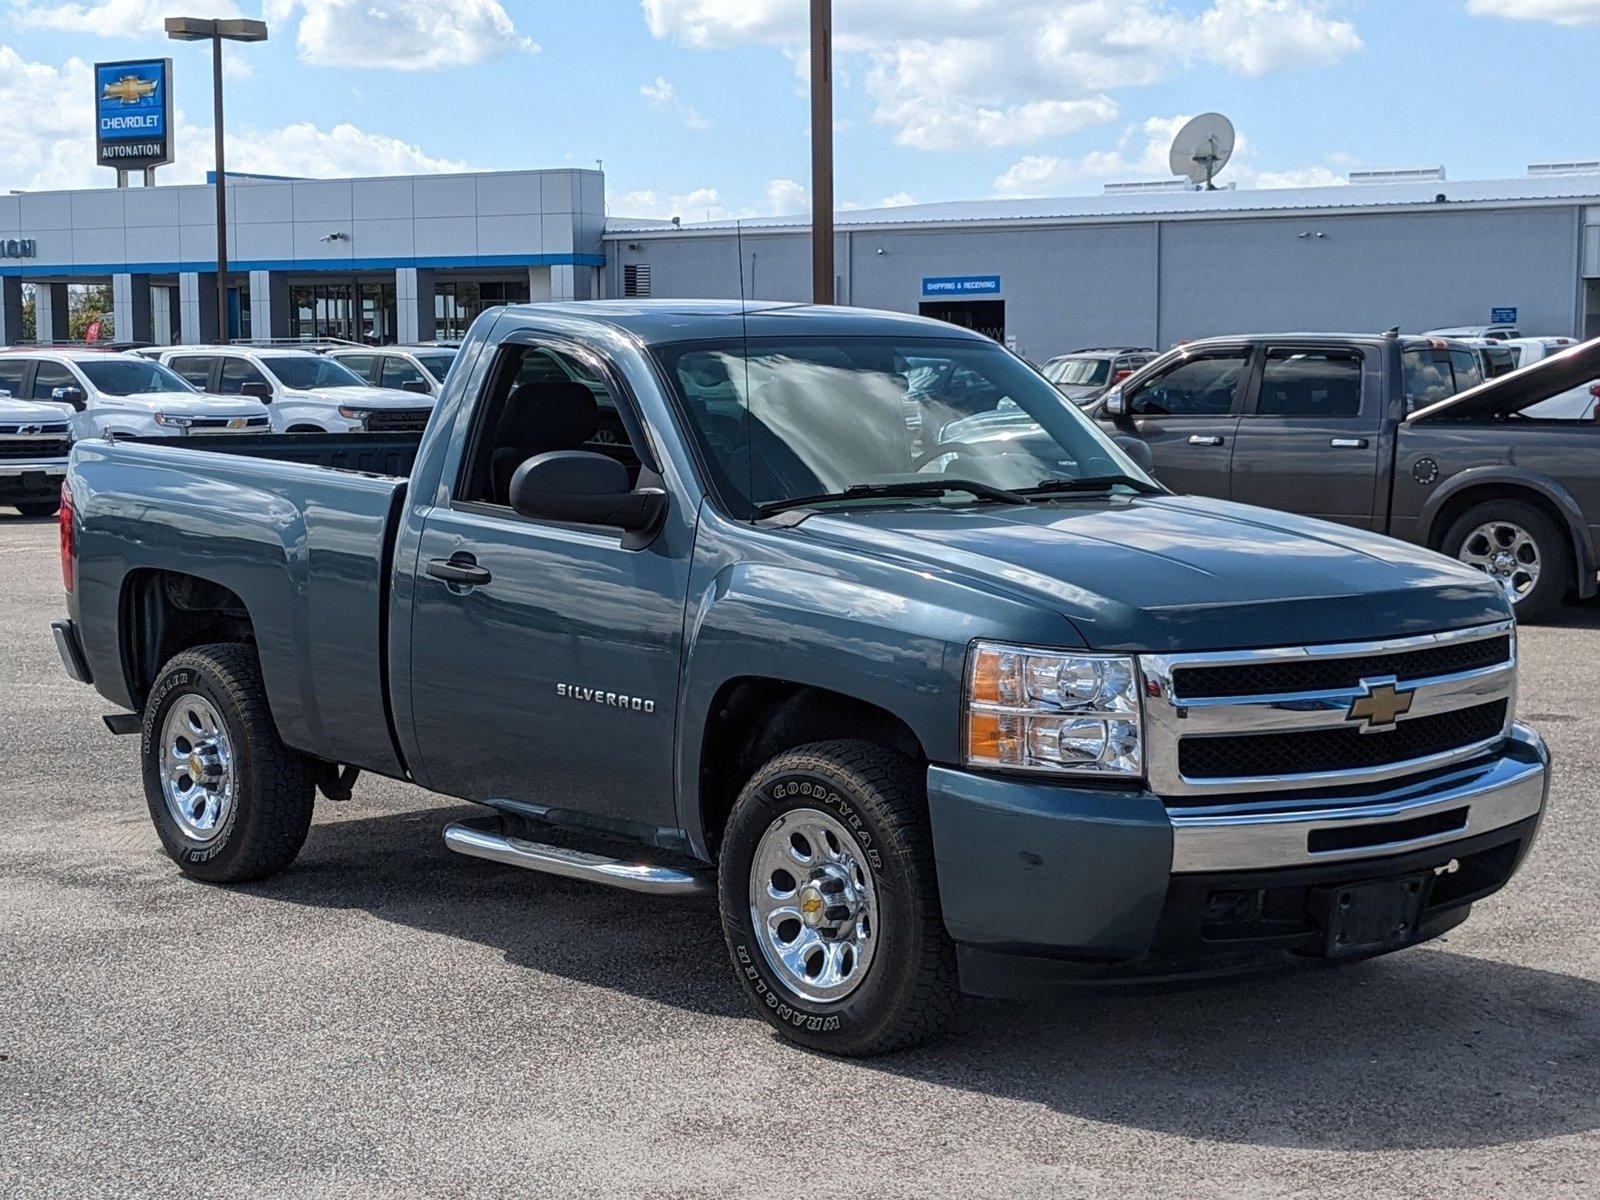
[1169,113,1235,190]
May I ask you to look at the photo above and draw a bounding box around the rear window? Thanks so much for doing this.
[1255,349,1363,418]
[1402,348,1483,413]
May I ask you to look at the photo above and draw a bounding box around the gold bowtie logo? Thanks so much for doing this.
[102,76,158,104]
[1347,681,1414,730]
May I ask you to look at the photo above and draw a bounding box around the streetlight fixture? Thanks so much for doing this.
[165,16,268,345]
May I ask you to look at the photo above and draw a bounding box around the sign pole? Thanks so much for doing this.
[210,34,230,344]
[809,0,834,305]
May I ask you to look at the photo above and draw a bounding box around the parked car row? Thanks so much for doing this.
[0,341,459,513]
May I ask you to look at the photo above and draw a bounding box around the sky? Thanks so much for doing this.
[1,0,1597,219]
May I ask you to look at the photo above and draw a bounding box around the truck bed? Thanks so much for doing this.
[69,434,412,777]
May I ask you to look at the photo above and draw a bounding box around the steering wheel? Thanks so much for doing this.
[912,440,1006,471]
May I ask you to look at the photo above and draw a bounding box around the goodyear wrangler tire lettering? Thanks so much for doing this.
[718,740,959,1057]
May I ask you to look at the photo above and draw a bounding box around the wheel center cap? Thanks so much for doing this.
[798,885,828,928]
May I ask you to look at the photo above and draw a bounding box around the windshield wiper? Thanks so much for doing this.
[1020,473,1164,497]
[758,478,1031,517]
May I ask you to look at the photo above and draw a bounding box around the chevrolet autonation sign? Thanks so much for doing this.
[95,58,173,171]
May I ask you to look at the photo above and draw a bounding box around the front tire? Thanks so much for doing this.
[140,644,316,883]
[718,740,958,1056]
[1443,500,1571,621]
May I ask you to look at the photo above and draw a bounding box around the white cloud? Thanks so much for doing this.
[9,0,238,36]
[879,191,918,207]
[993,112,1349,196]
[763,177,808,215]
[264,0,537,70]
[639,75,710,129]
[613,178,810,221]
[220,122,472,178]
[1466,0,1600,23]
[644,0,1363,150]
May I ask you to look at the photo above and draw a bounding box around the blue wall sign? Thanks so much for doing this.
[922,275,1001,298]
[1490,307,1518,324]
[95,58,173,171]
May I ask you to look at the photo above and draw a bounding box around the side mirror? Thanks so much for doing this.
[401,379,433,395]
[509,450,667,535]
[240,381,274,402]
[1101,389,1129,420]
[1113,435,1156,477]
[52,386,87,412]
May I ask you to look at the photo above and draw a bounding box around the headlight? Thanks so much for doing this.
[153,413,193,428]
[964,641,1143,778]
[336,406,371,421]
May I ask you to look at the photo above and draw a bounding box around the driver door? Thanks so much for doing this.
[1109,345,1254,498]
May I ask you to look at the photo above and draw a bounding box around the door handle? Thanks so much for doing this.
[426,555,492,587]
[1188,434,1225,447]
[1330,437,1370,449]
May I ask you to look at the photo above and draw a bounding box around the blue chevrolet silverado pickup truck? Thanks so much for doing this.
[53,301,1550,1055]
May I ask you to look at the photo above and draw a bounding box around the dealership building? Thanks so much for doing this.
[3,162,1600,359]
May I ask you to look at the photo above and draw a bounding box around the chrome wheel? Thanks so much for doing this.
[749,808,878,1004]
[159,695,234,843]
[1458,520,1541,604]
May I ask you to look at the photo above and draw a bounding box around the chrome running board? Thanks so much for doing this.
[442,818,713,896]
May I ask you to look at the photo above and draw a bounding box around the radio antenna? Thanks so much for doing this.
[735,219,754,514]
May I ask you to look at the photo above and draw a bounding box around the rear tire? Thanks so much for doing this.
[140,643,316,883]
[1442,499,1571,621]
[718,740,958,1056]
[14,501,58,518]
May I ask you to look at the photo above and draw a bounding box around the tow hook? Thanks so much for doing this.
[317,763,361,803]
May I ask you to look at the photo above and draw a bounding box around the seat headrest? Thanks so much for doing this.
[498,380,601,451]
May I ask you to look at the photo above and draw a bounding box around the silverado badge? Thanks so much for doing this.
[101,75,159,104]
[1347,680,1414,730]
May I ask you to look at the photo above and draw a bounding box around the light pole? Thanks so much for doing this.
[164,16,268,345]
[809,0,834,305]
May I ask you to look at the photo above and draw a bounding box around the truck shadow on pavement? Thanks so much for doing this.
[254,802,1600,1154]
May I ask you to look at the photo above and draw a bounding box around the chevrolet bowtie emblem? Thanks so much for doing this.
[102,75,158,104]
[1347,680,1414,730]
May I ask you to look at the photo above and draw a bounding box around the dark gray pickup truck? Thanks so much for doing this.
[1090,332,1600,619]
[53,302,1549,1055]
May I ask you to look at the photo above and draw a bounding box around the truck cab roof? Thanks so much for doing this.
[492,299,983,347]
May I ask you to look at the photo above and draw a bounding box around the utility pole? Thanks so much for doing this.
[809,0,834,305]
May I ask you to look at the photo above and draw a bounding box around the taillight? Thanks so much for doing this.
[1113,369,1133,384]
[59,482,75,593]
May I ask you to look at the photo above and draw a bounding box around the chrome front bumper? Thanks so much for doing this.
[0,459,67,477]
[1169,723,1549,872]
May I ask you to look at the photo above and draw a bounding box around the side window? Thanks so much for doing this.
[1450,349,1484,392]
[380,355,430,391]
[168,356,216,389]
[31,361,79,400]
[457,344,640,507]
[1255,349,1364,419]
[1128,351,1248,417]
[1402,350,1453,413]
[0,358,30,397]
[339,354,378,383]
[218,357,269,395]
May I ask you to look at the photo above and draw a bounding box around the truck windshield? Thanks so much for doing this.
[77,358,196,396]
[1046,357,1111,386]
[260,356,368,390]
[656,335,1154,516]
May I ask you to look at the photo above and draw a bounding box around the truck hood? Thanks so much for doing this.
[115,392,270,418]
[290,386,434,409]
[0,396,74,425]
[793,495,1510,652]
[1409,334,1600,422]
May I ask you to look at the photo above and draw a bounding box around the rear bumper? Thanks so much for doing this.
[926,724,1549,996]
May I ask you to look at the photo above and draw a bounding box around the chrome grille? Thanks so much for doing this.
[1140,622,1516,802]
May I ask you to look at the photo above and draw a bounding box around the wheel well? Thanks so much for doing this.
[1427,483,1577,566]
[120,569,256,709]
[697,679,926,856]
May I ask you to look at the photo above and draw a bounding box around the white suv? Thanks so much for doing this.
[326,344,458,397]
[0,349,271,442]
[154,346,436,433]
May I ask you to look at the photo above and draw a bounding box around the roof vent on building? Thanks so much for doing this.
[1348,166,1446,184]
[1104,179,1190,194]
[623,262,652,298]
[1527,159,1600,178]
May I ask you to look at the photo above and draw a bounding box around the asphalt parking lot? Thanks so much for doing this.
[1,511,1597,1199]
